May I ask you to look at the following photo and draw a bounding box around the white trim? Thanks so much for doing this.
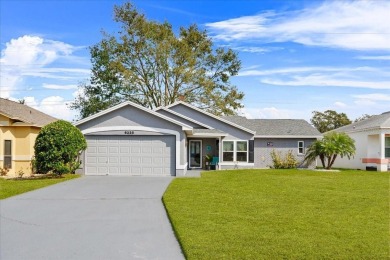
[187,133,228,137]
[13,155,32,161]
[165,101,256,134]
[155,107,213,129]
[254,135,322,139]
[74,101,193,130]
[81,126,186,171]
[189,140,202,169]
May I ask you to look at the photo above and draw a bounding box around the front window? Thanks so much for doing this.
[222,140,248,162]
[385,137,390,158]
[236,141,248,162]
[298,141,304,155]
[4,140,12,169]
[223,141,234,161]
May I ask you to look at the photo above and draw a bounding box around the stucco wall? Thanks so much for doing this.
[332,129,390,170]
[0,126,39,177]
[254,138,317,168]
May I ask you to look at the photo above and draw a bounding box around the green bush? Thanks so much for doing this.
[34,120,87,175]
[270,150,298,169]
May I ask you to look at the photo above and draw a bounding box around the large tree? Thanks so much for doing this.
[70,2,243,119]
[310,110,351,133]
[304,132,355,170]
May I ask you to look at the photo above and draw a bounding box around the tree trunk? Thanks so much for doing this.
[328,154,338,169]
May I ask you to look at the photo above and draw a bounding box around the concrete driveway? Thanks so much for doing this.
[0,176,184,260]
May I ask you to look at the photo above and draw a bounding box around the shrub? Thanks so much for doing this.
[270,150,298,169]
[0,167,9,176]
[34,120,87,175]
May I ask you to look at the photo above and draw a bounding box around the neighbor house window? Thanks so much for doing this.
[298,141,304,155]
[222,140,248,162]
[4,140,12,169]
[385,137,390,158]
[223,141,234,162]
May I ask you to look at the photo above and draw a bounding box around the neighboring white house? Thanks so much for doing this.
[332,112,390,172]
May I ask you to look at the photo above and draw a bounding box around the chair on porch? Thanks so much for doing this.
[210,157,219,170]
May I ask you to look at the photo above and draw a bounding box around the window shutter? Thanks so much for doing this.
[248,140,254,163]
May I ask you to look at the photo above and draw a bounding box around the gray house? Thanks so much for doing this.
[75,101,321,176]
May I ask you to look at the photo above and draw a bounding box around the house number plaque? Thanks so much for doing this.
[124,131,135,135]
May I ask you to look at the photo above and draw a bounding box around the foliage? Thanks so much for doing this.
[70,2,243,119]
[163,169,388,259]
[0,174,80,199]
[354,114,373,122]
[310,110,351,133]
[269,150,298,169]
[205,154,213,163]
[304,132,355,169]
[17,168,25,178]
[34,120,87,175]
[0,167,9,176]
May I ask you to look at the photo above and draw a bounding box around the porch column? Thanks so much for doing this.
[378,132,387,172]
[218,136,222,170]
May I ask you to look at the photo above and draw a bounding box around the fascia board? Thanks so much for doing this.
[254,135,323,139]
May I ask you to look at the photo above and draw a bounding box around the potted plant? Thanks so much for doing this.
[205,154,213,170]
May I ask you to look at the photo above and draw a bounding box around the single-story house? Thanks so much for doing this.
[75,101,321,176]
[331,112,390,172]
[0,98,57,177]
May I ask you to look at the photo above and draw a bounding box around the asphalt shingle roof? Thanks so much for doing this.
[332,112,390,133]
[0,98,57,127]
[222,116,321,136]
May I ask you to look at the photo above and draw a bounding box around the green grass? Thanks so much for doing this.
[0,174,80,199]
[163,169,389,259]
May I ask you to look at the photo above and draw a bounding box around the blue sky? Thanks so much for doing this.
[1,0,389,122]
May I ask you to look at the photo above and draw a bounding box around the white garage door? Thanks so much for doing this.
[85,135,175,176]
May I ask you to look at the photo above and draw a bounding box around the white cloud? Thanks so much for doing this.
[24,96,76,121]
[43,83,78,90]
[352,93,390,101]
[239,66,382,77]
[0,35,89,98]
[261,75,390,90]
[238,66,390,90]
[238,106,295,119]
[334,101,347,108]
[206,1,390,51]
[356,56,390,60]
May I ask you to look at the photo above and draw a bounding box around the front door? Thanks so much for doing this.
[189,140,202,168]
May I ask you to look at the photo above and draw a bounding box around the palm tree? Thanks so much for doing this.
[304,132,355,170]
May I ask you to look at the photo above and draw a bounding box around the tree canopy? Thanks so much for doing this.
[354,114,372,122]
[70,2,243,119]
[304,132,355,170]
[310,110,351,133]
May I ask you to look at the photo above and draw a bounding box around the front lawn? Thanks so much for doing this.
[0,174,80,199]
[163,169,389,259]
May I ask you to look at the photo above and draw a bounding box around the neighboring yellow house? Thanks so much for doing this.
[0,98,57,177]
